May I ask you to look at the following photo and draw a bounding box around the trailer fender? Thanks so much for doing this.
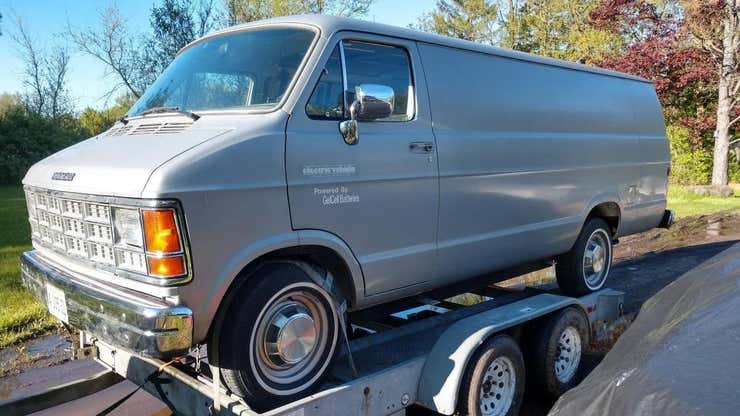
[417,293,582,414]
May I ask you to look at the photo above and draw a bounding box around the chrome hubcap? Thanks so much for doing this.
[251,282,336,396]
[479,356,516,416]
[583,229,610,289]
[266,303,318,366]
[555,326,582,383]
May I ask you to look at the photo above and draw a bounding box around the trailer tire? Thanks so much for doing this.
[458,335,525,416]
[217,261,343,412]
[531,307,589,398]
[556,217,613,296]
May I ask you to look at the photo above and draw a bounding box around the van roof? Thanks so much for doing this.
[190,14,651,84]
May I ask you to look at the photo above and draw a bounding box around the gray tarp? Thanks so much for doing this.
[549,242,740,416]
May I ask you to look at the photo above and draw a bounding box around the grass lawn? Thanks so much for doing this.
[0,186,57,348]
[667,186,740,218]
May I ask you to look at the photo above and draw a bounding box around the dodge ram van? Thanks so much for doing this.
[20,14,672,411]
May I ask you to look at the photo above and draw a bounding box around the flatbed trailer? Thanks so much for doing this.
[1,282,625,416]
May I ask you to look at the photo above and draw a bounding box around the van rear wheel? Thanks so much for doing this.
[217,261,342,412]
[556,218,613,296]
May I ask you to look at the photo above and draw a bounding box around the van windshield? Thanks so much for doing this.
[127,27,315,116]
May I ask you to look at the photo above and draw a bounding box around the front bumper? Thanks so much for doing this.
[20,250,192,357]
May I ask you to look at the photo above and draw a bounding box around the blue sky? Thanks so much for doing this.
[0,0,436,110]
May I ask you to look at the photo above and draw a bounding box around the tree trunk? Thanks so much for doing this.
[713,0,739,186]
[714,78,731,186]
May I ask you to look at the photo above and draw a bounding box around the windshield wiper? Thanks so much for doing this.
[138,106,201,121]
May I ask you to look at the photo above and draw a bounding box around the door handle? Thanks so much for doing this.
[409,141,435,153]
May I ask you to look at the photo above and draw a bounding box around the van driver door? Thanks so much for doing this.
[286,34,439,297]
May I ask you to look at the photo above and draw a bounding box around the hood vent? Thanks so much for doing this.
[106,121,193,137]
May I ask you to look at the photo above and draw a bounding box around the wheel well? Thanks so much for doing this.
[207,245,357,353]
[257,245,357,306]
[588,202,620,236]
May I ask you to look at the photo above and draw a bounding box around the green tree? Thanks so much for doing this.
[417,0,620,64]
[140,0,217,85]
[79,95,135,136]
[667,125,713,184]
[0,103,87,185]
[681,0,740,185]
[0,94,22,116]
[225,0,374,24]
[501,0,622,63]
[415,0,500,44]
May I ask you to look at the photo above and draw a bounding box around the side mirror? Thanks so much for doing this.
[339,84,395,145]
[356,84,394,120]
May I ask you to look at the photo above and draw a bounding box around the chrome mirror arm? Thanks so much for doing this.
[339,100,360,145]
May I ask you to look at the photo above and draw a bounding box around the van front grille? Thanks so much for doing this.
[25,188,147,275]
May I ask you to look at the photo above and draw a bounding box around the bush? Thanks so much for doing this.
[667,125,713,185]
[730,149,740,183]
[0,105,88,185]
[671,150,713,185]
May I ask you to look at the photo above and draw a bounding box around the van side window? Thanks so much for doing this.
[343,40,414,122]
[306,45,344,120]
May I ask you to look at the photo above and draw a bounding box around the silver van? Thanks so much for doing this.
[20,15,671,410]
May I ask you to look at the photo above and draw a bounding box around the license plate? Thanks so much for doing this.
[45,283,69,323]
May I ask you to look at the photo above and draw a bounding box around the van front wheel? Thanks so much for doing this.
[556,218,613,296]
[217,261,342,412]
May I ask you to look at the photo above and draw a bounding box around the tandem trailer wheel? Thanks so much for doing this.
[457,335,525,416]
[530,307,589,398]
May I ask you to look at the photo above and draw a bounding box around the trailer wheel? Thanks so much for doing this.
[458,335,525,416]
[217,261,342,411]
[556,217,613,296]
[531,307,589,398]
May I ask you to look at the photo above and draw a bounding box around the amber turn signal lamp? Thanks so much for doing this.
[143,209,182,253]
[147,255,186,278]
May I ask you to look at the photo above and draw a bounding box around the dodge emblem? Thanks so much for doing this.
[51,172,76,181]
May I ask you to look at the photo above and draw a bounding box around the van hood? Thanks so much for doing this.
[23,125,230,197]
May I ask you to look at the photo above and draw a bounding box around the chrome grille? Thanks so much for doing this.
[48,213,64,232]
[62,200,83,217]
[63,218,86,238]
[116,249,147,274]
[25,188,146,275]
[50,231,65,250]
[85,203,111,223]
[89,242,116,265]
[86,223,113,243]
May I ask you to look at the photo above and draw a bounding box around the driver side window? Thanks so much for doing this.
[343,40,414,122]
[306,40,415,122]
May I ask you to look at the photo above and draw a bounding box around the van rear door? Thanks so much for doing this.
[286,35,438,297]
